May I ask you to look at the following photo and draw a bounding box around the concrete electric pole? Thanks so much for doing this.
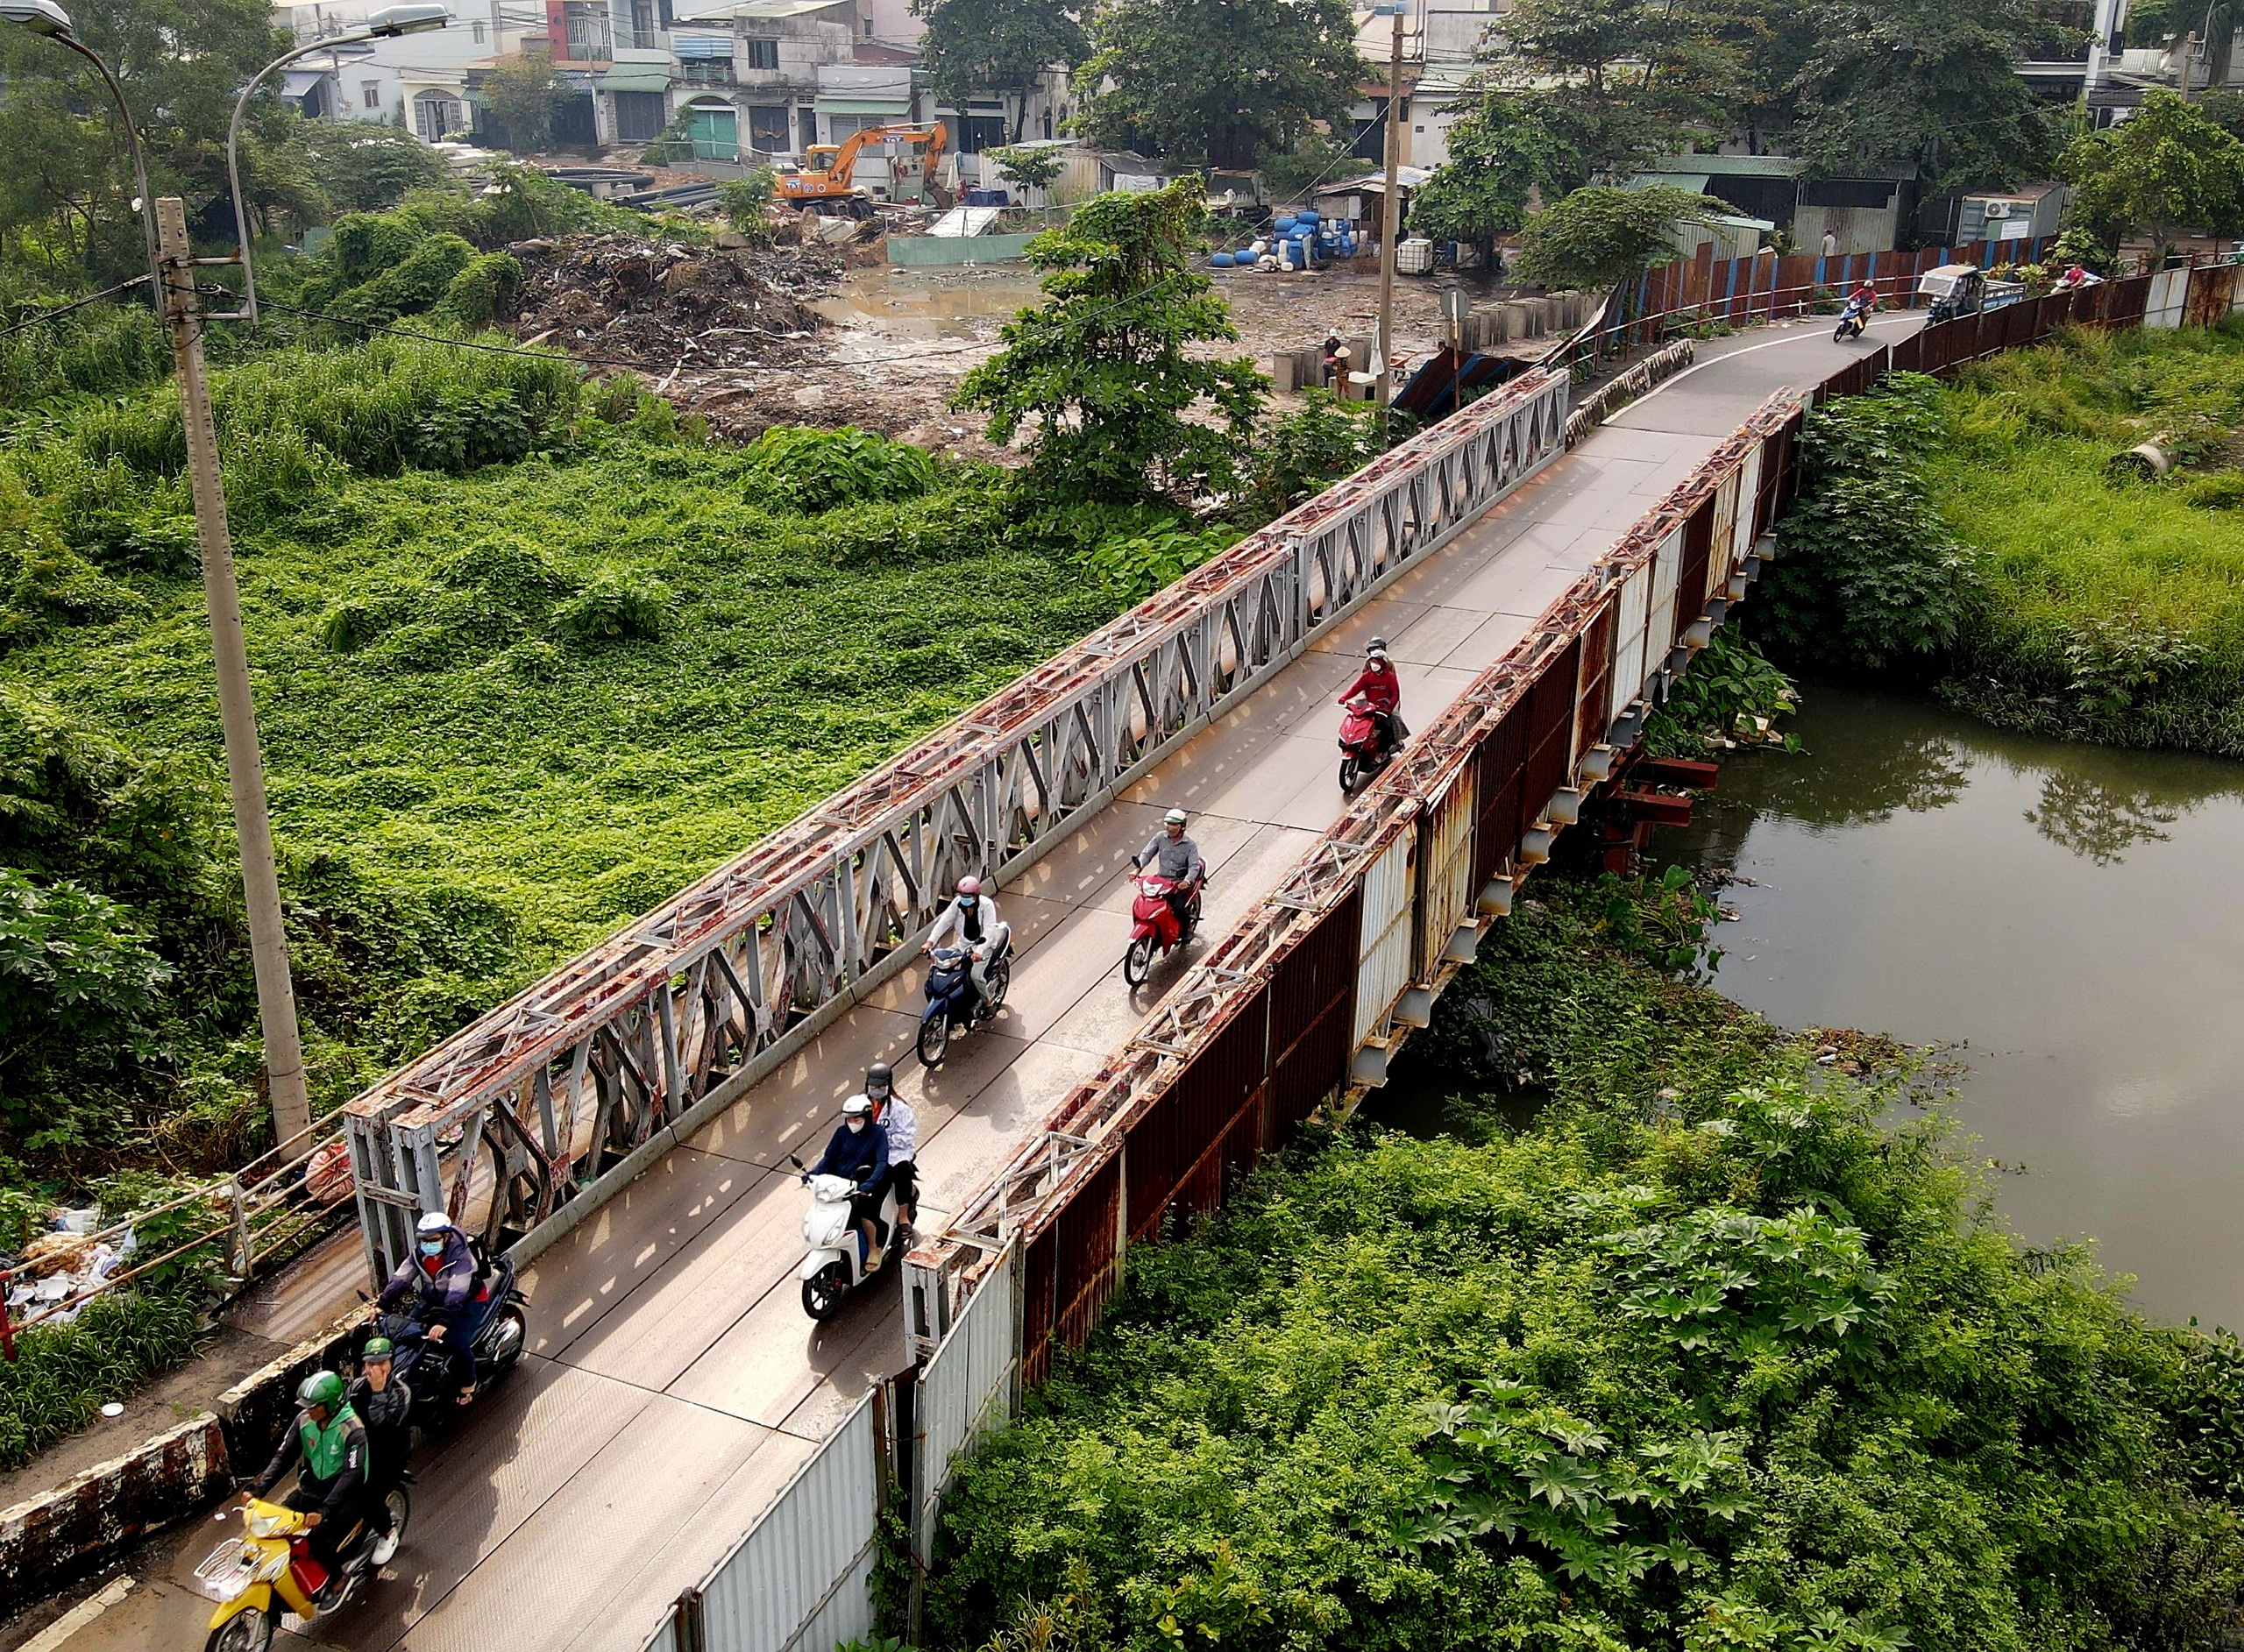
[1375,0,1408,429]
[154,197,315,1161]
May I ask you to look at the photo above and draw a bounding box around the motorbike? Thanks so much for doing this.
[1338,694,1396,794]
[194,1483,411,1652]
[1124,872,1203,987]
[788,1159,903,1320]
[357,1240,529,1427]
[917,937,1010,1067]
[1832,299,1871,342]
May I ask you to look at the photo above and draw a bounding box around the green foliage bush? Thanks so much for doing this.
[1248,388,1388,515]
[926,883,2244,1651]
[743,424,941,512]
[1646,630,1799,758]
[1753,374,1985,673]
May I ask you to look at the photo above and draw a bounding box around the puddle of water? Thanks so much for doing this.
[1661,681,2244,1327]
[812,266,1047,339]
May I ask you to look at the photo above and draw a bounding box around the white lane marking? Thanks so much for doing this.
[1617,314,1921,412]
[20,1576,134,1652]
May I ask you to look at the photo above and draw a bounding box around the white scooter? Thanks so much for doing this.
[789,1159,902,1321]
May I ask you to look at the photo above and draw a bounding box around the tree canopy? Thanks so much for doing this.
[1069,0,1363,169]
[954,176,1266,505]
[1408,97,1570,253]
[914,0,1086,139]
[2061,89,2244,261]
[1516,185,1725,291]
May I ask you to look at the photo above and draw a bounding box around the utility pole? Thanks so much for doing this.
[154,197,315,1163]
[1375,0,1407,432]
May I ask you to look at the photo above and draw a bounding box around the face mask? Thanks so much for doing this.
[956,895,975,910]
[419,1238,444,1256]
[847,1118,865,1133]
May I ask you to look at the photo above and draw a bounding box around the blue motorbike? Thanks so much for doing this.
[359,1240,529,1431]
[918,938,1011,1067]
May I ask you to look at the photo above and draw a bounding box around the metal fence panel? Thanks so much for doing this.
[915,1245,1018,1563]
[1648,523,1683,663]
[1611,557,1652,725]
[1353,829,1417,1046]
[698,1393,879,1652]
[1728,443,1764,574]
[1415,762,1478,983]
[2146,267,2190,329]
[1708,468,1742,593]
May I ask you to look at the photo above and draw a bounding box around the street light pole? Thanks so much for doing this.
[224,5,450,323]
[1374,0,1408,434]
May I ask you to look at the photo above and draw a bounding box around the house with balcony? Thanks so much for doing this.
[667,0,865,161]
[530,0,681,145]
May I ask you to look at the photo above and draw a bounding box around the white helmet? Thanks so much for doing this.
[415,1211,452,1237]
[1164,807,1189,826]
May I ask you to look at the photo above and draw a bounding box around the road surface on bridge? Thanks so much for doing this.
[25,312,1917,1652]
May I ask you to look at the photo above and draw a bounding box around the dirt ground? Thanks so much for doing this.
[501,230,1484,459]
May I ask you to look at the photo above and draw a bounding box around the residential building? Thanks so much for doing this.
[268,0,529,136]
[667,0,862,160]
[535,0,679,145]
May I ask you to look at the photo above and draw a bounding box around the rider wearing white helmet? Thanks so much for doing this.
[923,875,1011,1005]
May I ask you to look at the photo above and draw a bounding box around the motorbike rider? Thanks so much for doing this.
[1336,639,1406,757]
[923,876,1010,1013]
[1130,807,1207,933]
[234,1370,368,1599]
[377,1212,478,1409]
[806,1094,891,1271]
[866,1062,918,1234]
[348,1337,412,1568]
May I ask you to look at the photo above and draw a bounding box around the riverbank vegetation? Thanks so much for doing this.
[1756,323,2244,759]
[923,876,2244,1650]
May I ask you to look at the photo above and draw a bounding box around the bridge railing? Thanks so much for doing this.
[337,366,1572,1289]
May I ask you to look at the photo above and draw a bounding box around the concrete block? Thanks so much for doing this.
[0,1414,229,1602]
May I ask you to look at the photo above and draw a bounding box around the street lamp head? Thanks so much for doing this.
[0,0,75,37]
[366,3,448,35]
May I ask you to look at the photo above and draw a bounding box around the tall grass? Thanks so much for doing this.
[0,1288,202,1471]
[1929,323,2244,755]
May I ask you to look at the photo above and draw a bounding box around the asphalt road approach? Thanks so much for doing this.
[25,312,1919,1652]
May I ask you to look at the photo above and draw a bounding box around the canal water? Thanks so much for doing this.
[1662,682,2244,1329]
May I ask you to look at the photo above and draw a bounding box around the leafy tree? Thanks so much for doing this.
[914,0,1086,141]
[303,124,454,216]
[955,177,1266,505]
[1070,0,1362,168]
[0,0,284,280]
[1258,134,1355,203]
[988,145,1064,195]
[719,167,778,234]
[2061,89,2244,264]
[1409,98,1567,258]
[1467,0,1702,183]
[1754,373,1984,672]
[1791,0,2057,190]
[1515,185,1726,291]
[1250,389,1388,516]
[480,52,563,155]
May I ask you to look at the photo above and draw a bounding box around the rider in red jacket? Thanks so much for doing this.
[1337,641,1405,754]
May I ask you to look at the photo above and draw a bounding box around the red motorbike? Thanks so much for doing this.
[1338,694,1395,794]
[1124,872,1203,987]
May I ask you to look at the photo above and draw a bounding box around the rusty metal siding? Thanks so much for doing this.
[1728,443,1763,573]
[1415,763,1478,982]
[694,1392,878,1652]
[1128,988,1269,1235]
[1674,499,1713,636]
[1271,888,1361,1126]
[1019,1224,1056,1386]
[1708,469,1742,593]
[1523,635,1580,819]
[2187,263,2239,328]
[1050,1150,1122,1358]
[1353,828,1417,1046]
[1472,699,1529,890]
[1648,522,1684,660]
[1573,598,1616,762]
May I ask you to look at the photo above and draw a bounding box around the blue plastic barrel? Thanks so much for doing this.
[1210,252,1234,267]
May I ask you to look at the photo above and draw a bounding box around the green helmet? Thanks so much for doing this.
[298,1369,345,1411]
[361,1336,394,1361]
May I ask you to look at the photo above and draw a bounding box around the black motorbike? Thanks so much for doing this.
[359,1240,529,1429]
[918,937,1011,1067]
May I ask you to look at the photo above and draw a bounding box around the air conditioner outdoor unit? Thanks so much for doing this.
[1984,200,2013,219]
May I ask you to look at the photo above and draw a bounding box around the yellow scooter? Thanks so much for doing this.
[192,1487,408,1652]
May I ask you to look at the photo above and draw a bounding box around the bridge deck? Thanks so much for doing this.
[53,314,1915,1652]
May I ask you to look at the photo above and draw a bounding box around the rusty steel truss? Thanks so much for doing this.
[342,369,1573,1287]
[902,389,1807,1361]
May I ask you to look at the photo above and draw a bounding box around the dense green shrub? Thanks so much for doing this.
[1248,387,1389,516]
[439,252,524,328]
[1753,374,1984,673]
[744,424,941,512]
[927,883,2244,1651]
[0,296,167,410]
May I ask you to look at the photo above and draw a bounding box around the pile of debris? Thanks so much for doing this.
[509,233,847,372]
[4,1209,135,1328]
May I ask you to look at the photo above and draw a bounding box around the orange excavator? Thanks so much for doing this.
[777,122,951,216]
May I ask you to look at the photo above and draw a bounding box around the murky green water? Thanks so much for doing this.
[1665,682,2244,1328]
